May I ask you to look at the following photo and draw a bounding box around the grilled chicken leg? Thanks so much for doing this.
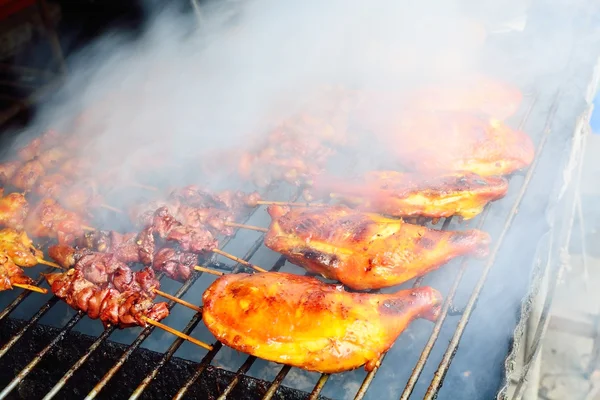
[202,272,442,373]
[265,205,490,290]
[311,170,508,220]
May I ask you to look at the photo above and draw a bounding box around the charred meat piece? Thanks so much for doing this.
[166,225,218,253]
[203,272,442,373]
[45,269,169,329]
[35,173,72,199]
[0,161,20,185]
[311,171,509,220]
[48,244,159,297]
[11,159,45,191]
[151,206,182,238]
[24,198,87,244]
[0,192,28,230]
[0,251,34,291]
[265,205,490,290]
[0,228,43,267]
[153,248,196,281]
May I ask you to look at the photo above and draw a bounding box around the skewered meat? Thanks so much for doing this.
[11,159,45,191]
[0,192,28,230]
[0,161,20,185]
[37,146,69,169]
[0,228,43,267]
[0,251,34,291]
[17,129,61,161]
[48,244,159,296]
[166,225,218,253]
[311,171,509,220]
[35,173,72,199]
[45,269,169,328]
[367,114,534,177]
[24,198,87,244]
[202,272,442,373]
[265,205,490,290]
[153,248,196,281]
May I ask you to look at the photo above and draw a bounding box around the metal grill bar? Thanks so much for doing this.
[422,90,561,400]
[0,311,84,399]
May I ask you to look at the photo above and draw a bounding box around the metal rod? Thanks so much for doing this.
[216,356,257,400]
[42,327,116,400]
[0,296,59,358]
[423,90,560,400]
[128,313,205,400]
[0,312,84,400]
[307,374,330,400]
[262,365,291,400]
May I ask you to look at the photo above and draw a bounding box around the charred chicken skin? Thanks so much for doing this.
[202,272,442,373]
[311,171,509,220]
[45,269,169,329]
[0,251,34,291]
[265,205,490,290]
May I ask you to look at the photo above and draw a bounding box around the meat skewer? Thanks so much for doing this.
[45,268,212,349]
[0,228,61,268]
[263,205,491,290]
[202,271,442,373]
[0,251,47,294]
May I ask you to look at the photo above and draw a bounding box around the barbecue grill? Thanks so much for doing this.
[0,0,599,399]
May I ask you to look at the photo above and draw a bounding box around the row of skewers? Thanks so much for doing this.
[0,76,534,374]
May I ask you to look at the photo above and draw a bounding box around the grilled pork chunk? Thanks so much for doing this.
[265,205,490,290]
[202,272,442,373]
[311,170,508,220]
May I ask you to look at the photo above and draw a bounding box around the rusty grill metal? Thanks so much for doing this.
[0,83,571,400]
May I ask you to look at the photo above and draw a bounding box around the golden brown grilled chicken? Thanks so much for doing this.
[0,192,28,230]
[11,159,45,191]
[0,251,34,291]
[390,115,532,176]
[202,272,442,373]
[311,171,509,220]
[0,228,43,267]
[265,205,490,290]
[0,161,20,185]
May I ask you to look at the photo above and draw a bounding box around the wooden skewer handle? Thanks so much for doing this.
[13,283,47,294]
[224,222,267,233]
[212,249,267,273]
[194,266,224,276]
[141,316,213,350]
[153,289,202,313]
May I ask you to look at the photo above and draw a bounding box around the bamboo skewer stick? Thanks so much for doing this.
[212,249,267,273]
[36,259,62,269]
[255,200,329,208]
[224,222,268,233]
[13,283,47,294]
[194,265,224,276]
[99,204,123,214]
[140,316,213,350]
[128,182,158,192]
[81,225,95,232]
[153,289,202,313]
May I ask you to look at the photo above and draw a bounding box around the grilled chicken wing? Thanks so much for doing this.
[0,192,28,230]
[311,171,508,220]
[265,205,490,290]
[203,272,442,373]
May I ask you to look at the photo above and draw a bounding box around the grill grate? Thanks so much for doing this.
[0,81,580,400]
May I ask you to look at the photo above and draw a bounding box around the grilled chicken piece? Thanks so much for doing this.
[0,251,34,291]
[0,192,28,230]
[0,228,43,267]
[11,159,45,191]
[311,171,508,220]
[37,146,69,169]
[265,205,490,290]
[17,129,61,161]
[45,269,168,328]
[35,173,72,198]
[203,272,442,373]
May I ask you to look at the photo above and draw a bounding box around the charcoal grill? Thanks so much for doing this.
[0,0,598,399]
